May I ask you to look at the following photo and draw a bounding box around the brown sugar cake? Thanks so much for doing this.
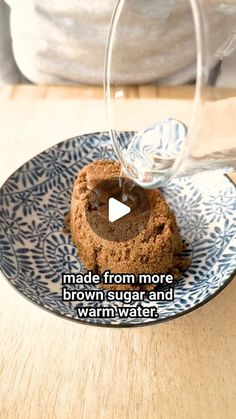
[67,160,189,290]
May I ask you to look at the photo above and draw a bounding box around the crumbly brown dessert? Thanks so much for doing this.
[67,160,189,290]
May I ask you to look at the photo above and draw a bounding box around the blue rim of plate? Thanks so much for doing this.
[0,131,235,328]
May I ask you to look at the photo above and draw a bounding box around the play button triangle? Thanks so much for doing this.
[108,197,131,223]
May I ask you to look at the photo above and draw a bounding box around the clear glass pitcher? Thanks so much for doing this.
[104,0,236,188]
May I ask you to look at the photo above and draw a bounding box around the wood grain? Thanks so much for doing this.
[227,172,236,186]
[1,84,236,100]
[0,87,235,419]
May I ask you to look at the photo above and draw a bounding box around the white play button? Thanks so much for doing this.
[86,177,150,241]
[108,197,131,223]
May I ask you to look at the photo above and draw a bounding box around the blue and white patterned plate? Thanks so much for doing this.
[0,132,235,327]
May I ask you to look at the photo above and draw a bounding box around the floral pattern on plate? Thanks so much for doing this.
[0,132,235,326]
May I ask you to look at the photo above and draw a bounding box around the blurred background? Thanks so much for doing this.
[0,0,236,89]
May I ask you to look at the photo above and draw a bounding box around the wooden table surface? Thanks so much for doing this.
[0,85,235,419]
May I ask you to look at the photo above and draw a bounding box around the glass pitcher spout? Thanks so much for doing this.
[122,117,236,189]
